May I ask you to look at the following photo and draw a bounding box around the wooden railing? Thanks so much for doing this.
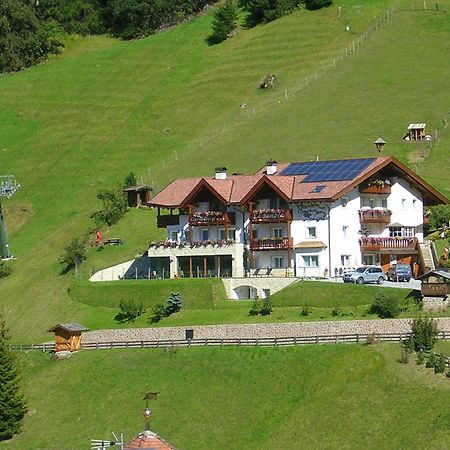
[251,237,293,250]
[251,208,293,223]
[360,237,418,252]
[189,211,235,226]
[359,184,391,194]
[10,331,450,352]
[422,283,448,296]
[157,214,179,228]
[359,209,391,224]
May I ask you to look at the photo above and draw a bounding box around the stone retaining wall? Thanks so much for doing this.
[84,318,450,343]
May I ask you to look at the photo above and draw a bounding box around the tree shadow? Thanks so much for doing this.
[114,312,136,324]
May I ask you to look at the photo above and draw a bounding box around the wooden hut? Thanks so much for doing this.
[416,270,450,311]
[47,323,89,352]
[404,123,427,141]
[123,185,153,207]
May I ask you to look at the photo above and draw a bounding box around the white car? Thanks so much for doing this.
[342,266,386,285]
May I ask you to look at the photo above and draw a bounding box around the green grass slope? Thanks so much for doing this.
[0,0,449,341]
[2,344,449,449]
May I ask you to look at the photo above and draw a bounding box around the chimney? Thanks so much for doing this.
[266,159,278,175]
[214,167,227,180]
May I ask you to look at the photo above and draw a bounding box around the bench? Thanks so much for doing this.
[103,238,123,245]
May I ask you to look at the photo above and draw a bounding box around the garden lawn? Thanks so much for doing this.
[2,343,449,449]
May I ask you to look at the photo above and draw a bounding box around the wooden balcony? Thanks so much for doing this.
[359,209,392,224]
[421,283,449,296]
[251,208,293,223]
[189,211,235,226]
[360,237,418,252]
[157,214,179,228]
[359,184,391,195]
[251,237,293,251]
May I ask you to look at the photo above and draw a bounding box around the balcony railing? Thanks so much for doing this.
[359,182,391,195]
[359,237,418,252]
[251,237,293,251]
[189,211,235,226]
[421,283,449,296]
[251,208,293,223]
[157,214,180,228]
[359,209,392,224]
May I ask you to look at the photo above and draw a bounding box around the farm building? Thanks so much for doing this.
[47,323,89,352]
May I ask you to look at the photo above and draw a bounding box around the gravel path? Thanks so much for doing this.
[84,318,450,343]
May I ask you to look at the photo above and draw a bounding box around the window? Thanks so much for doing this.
[401,198,406,210]
[363,255,375,265]
[302,255,319,267]
[219,228,235,241]
[273,227,283,238]
[307,226,317,239]
[201,229,209,241]
[381,198,388,208]
[403,227,414,237]
[342,226,348,238]
[412,199,417,210]
[369,198,375,208]
[389,227,414,237]
[273,256,284,268]
[341,196,349,207]
[311,185,325,193]
[341,255,351,267]
[169,230,178,242]
[361,197,370,208]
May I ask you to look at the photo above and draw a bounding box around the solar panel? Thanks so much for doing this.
[280,158,375,182]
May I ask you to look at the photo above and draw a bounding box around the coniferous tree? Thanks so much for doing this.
[0,315,27,441]
[211,0,239,43]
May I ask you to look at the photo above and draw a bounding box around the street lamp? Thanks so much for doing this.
[0,175,20,259]
[374,137,386,153]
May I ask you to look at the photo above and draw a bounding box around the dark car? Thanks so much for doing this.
[386,264,412,282]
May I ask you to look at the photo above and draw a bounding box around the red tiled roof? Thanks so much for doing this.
[147,157,448,208]
[125,430,176,450]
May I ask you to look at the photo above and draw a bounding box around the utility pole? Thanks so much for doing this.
[0,175,20,259]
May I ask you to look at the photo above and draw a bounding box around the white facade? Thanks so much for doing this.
[150,176,427,279]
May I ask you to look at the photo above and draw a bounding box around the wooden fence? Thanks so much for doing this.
[10,330,450,352]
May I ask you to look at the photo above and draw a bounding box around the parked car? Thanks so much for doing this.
[385,264,412,282]
[342,266,386,284]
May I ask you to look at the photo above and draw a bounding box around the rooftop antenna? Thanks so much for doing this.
[0,175,20,259]
[143,391,159,430]
[90,432,124,450]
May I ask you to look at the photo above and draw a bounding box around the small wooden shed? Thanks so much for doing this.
[123,185,153,207]
[417,270,450,297]
[47,323,89,352]
[404,123,427,141]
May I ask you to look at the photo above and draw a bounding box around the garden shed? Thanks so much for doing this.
[47,323,89,352]
[416,270,449,311]
[123,185,153,207]
[404,123,427,141]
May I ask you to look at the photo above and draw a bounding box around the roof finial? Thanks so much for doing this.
[143,391,159,431]
[374,137,386,153]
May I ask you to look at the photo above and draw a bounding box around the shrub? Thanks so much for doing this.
[150,303,167,323]
[435,354,447,374]
[399,347,410,364]
[210,0,238,44]
[0,262,12,279]
[166,292,182,315]
[370,292,400,318]
[300,304,310,316]
[91,188,128,227]
[426,352,437,369]
[59,238,86,270]
[365,333,378,345]
[123,172,137,189]
[404,337,415,354]
[416,350,425,365]
[410,316,438,351]
[260,297,273,316]
[331,305,342,317]
[119,299,145,321]
[248,298,261,316]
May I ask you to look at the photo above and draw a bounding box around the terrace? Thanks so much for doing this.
[189,211,235,226]
[251,208,293,223]
[359,237,418,252]
[359,209,392,224]
[251,237,293,251]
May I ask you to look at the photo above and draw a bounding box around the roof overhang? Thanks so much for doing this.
[180,178,229,208]
[240,175,291,204]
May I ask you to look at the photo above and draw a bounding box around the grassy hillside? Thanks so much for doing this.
[0,0,449,342]
[2,343,449,449]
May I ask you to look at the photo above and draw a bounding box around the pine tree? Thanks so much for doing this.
[0,315,27,441]
[211,0,238,43]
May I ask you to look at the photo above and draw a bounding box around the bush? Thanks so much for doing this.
[248,298,261,316]
[119,299,145,321]
[370,292,400,318]
[59,238,86,270]
[426,352,437,369]
[410,316,438,351]
[300,304,310,316]
[416,350,425,365]
[399,347,410,364]
[365,333,378,345]
[260,297,273,316]
[166,292,182,315]
[91,188,128,227]
[210,0,238,44]
[0,262,12,279]
[150,303,167,323]
[435,354,447,374]
[331,305,342,317]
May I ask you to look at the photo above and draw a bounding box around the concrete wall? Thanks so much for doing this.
[222,277,297,299]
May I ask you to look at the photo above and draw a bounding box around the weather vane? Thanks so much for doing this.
[0,175,20,259]
[143,391,159,430]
